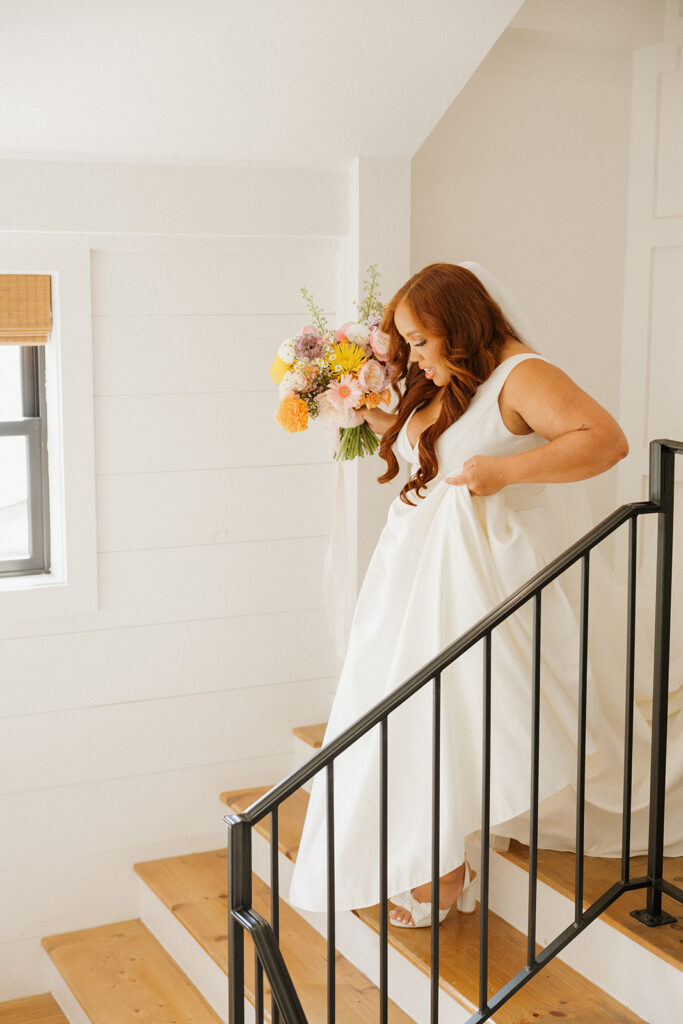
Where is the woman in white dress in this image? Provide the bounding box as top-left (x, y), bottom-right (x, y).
top-left (287, 262), bottom-right (675, 928)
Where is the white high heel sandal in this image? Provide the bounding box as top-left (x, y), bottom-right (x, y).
top-left (389, 862), bottom-right (477, 928)
top-left (456, 861), bottom-right (477, 914)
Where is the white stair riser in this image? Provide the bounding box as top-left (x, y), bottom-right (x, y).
top-left (45, 961), bottom-right (91, 1024)
top-left (249, 821), bottom-right (474, 1024)
top-left (489, 850), bottom-right (678, 1024)
top-left (138, 878), bottom-right (255, 1024)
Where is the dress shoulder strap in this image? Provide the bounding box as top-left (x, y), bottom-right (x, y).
top-left (488, 352), bottom-right (548, 396)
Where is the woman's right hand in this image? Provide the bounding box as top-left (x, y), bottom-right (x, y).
top-left (360, 406), bottom-right (398, 436)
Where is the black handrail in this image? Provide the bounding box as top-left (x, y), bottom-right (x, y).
top-left (226, 439), bottom-right (683, 1024)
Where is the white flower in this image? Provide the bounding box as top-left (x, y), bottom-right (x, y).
top-left (345, 323), bottom-right (371, 345)
top-left (277, 338), bottom-right (297, 364)
top-left (279, 367), bottom-right (307, 399)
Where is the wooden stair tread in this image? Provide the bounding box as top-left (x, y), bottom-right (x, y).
top-left (41, 919), bottom-right (221, 1024)
top-left (501, 840), bottom-right (683, 971)
top-left (356, 903), bottom-right (644, 1024)
top-left (223, 787), bottom-right (648, 1023)
top-left (292, 723), bottom-right (326, 748)
top-left (0, 995), bottom-right (68, 1024)
top-left (224, 787), bottom-right (682, 974)
top-left (135, 849), bottom-right (414, 1023)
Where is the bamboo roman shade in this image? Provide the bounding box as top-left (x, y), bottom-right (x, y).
top-left (0, 274), bottom-right (52, 345)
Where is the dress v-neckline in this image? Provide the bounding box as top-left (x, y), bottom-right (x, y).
top-left (405, 407), bottom-right (423, 451)
top-left (406, 398), bottom-right (447, 450)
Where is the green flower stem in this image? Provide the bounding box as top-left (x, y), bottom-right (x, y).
top-left (335, 422), bottom-right (380, 461)
top-left (300, 286), bottom-right (329, 335)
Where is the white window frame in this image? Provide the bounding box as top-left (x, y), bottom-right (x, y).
top-left (0, 238), bottom-right (98, 632)
top-left (0, 344), bottom-right (51, 576)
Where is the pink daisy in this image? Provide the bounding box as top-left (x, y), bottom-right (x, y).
top-left (326, 373), bottom-right (364, 413)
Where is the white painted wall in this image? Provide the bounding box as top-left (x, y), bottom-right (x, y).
top-left (410, 11), bottom-right (641, 520)
top-left (346, 158), bottom-right (413, 589)
top-left (0, 160), bottom-right (347, 997)
top-left (617, 5), bottom-right (683, 502)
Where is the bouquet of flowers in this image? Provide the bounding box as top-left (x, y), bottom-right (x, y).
top-left (269, 266), bottom-right (393, 460)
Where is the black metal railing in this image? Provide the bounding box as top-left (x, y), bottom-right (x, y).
top-left (226, 438), bottom-right (683, 1024)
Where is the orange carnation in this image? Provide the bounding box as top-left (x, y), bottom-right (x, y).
top-left (380, 388), bottom-right (392, 406)
top-left (364, 392), bottom-right (383, 409)
top-left (276, 395), bottom-right (309, 433)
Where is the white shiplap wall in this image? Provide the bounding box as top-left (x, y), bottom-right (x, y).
top-left (0, 163), bottom-right (348, 997)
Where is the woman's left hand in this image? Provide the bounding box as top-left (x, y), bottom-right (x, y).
top-left (446, 455), bottom-right (508, 495)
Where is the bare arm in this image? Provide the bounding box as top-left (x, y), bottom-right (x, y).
top-left (447, 360), bottom-right (629, 494)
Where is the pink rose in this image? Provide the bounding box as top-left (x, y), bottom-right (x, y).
top-left (369, 327), bottom-right (391, 360)
top-left (358, 358), bottom-right (387, 393)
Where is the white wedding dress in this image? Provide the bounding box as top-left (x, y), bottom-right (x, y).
top-left (288, 354), bottom-right (683, 914)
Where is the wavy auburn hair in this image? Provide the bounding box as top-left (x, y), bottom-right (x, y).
top-left (378, 263), bottom-right (523, 504)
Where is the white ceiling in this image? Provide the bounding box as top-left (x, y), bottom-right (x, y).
top-left (0, 0), bottom-right (525, 165)
top-left (510, 0), bottom-right (664, 51)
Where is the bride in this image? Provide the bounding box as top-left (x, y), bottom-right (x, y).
top-left (288, 262), bottom-right (681, 928)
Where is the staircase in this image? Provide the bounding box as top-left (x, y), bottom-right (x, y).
top-left (5, 723), bottom-right (679, 1024)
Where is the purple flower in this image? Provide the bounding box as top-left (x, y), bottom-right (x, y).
top-left (294, 331), bottom-right (326, 360)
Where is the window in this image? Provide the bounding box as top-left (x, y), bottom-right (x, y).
top-left (0, 344), bottom-right (51, 576)
top-left (0, 243), bottom-right (98, 631)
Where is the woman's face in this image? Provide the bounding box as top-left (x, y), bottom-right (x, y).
top-left (394, 301), bottom-right (450, 387)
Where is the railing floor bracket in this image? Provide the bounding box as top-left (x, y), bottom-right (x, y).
top-left (630, 907), bottom-right (677, 928)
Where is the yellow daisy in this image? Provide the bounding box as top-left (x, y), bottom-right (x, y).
top-left (329, 341), bottom-right (367, 374)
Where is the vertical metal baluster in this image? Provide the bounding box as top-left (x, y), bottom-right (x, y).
top-left (254, 950), bottom-right (264, 1024)
top-left (327, 762), bottom-right (336, 1024)
top-left (431, 674), bottom-right (442, 1024)
top-left (575, 553), bottom-right (590, 923)
top-left (527, 593), bottom-right (542, 967)
top-left (621, 518), bottom-right (638, 884)
top-left (380, 718), bottom-right (388, 1024)
top-left (479, 633), bottom-right (492, 1014)
top-left (271, 808), bottom-right (280, 1024)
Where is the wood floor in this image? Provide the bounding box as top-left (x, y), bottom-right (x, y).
top-left (0, 995), bottom-right (68, 1024)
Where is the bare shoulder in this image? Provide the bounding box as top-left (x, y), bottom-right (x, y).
top-left (496, 345), bottom-right (564, 434)
top-left (501, 356), bottom-right (578, 402)
top-left (500, 355), bottom-right (626, 446)
top-left (505, 356), bottom-right (569, 387)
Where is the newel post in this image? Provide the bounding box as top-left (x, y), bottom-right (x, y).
top-left (631, 440), bottom-right (678, 927)
top-left (226, 813), bottom-right (253, 1022)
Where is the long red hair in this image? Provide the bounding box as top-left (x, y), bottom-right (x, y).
top-left (378, 264), bottom-right (523, 503)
